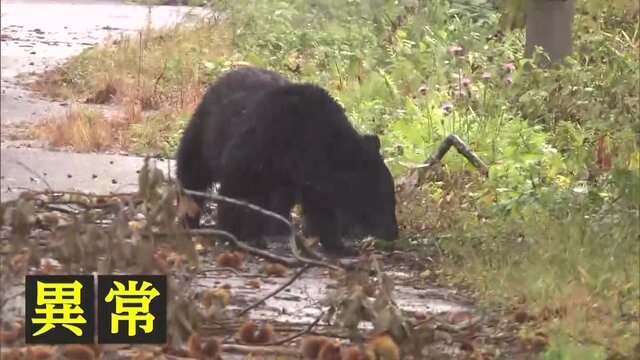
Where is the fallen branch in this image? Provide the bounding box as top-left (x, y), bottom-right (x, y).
top-left (187, 228), bottom-right (348, 274)
top-left (265, 311), bottom-right (325, 346)
top-left (237, 265), bottom-right (313, 317)
top-left (201, 320), bottom-right (351, 340)
top-left (184, 189), bottom-right (293, 234)
top-left (418, 134), bottom-right (489, 175)
top-left (183, 189), bottom-right (343, 272)
top-left (5, 185), bottom-right (343, 271)
top-left (185, 228), bottom-right (302, 268)
top-left (403, 134), bottom-right (489, 190)
top-left (289, 233), bottom-right (343, 271)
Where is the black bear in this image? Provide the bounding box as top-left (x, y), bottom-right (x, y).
top-left (175, 66), bottom-right (352, 234)
top-left (176, 66), bottom-right (398, 256)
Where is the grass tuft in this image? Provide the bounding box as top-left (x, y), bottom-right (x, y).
top-left (31, 105), bottom-right (122, 152)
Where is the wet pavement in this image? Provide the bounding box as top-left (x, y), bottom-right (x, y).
top-left (0, 243), bottom-right (477, 359)
top-left (0, 147), bottom-right (148, 196)
top-left (0, 0), bottom-right (205, 202)
top-left (198, 257), bottom-right (472, 327)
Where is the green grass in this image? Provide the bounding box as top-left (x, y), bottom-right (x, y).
top-left (28, 0), bottom-right (640, 356)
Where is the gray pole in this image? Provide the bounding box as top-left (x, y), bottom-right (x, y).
top-left (525, 0), bottom-right (576, 67)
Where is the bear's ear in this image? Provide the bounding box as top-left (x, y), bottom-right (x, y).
top-left (362, 135), bottom-right (381, 152)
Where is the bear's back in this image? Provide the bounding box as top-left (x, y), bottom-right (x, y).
top-left (229, 81), bottom-right (379, 174)
top-left (195, 66), bottom-right (292, 174)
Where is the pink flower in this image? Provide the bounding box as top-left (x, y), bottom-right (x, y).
top-left (447, 44), bottom-right (465, 57)
top-left (502, 62), bottom-right (516, 72)
top-left (453, 88), bottom-right (469, 99)
top-left (481, 71), bottom-right (492, 81)
top-left (440, 101), bottom-right (454, 114)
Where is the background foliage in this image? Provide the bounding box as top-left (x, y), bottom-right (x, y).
top-left (207, 0), bottom-right (640, 356)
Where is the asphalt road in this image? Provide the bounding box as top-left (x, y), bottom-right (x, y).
top-left (0, 0), bottom-right (205, 201)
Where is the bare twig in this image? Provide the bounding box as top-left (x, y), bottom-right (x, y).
top-left (405, 134), bottom-right (489, 190)
top-left (183, 189), bottom-right (343, 271)
top-left (417, 134), bottom-right (488, 175)
top-left (289, 234), bottom-right (351, 271)
top-left (197, 268), bottom-right (268, 278)
top-left (44, 199), bottom-right (123, 211)
top-left (265, 311), bottom-right (325, 346)
top-left (237, 265), bottom-right (313, 317)
top-left (186, 228), bottom-right (302, 268)
top-left (153, 61), bottom-right (168, 95)
top-left (184, 189), bottom-right (292, 233)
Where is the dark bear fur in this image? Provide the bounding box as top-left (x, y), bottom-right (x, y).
top-left (176, 66), bottom-right (363, 237)
top-left (176, 66), bottom-right (289, 224)
top-left (176, 66), bottom-right (398, 255)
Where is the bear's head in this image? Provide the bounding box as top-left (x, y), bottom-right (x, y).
top-left (338, 134), bottom-right (399, 242)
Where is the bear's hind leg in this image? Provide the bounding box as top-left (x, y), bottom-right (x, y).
top-left (216, 185), bottom-right (272, 249)
top-left (176, 130), bottom-right (214, 229)
top-left (263, 186), bottom-right (296, 237)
